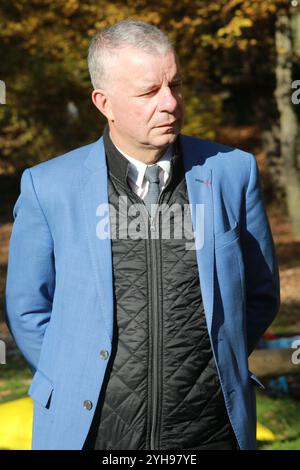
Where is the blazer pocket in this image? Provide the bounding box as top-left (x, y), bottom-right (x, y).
top-left (248, 371), bottom-right (265, 390)
top-left (28, 370), bottom-right (54, 409)
top-left (215, 221), bottom-right (240, 250)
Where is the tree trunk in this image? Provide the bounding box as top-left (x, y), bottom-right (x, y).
top-left (290, 6), bottom-right (300, 173)
top-left (261, 121), bottom-right (286, 207)
top-left (275, 13), bottom-right (300, 236)
top-left (249, 348), bottom-right (300, 379)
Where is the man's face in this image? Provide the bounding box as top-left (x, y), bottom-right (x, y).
top-left (104, 47), bottom-right (184, 154)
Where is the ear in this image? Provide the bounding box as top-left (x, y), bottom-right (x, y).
top-left (91, 89), bottom-right (115, 121)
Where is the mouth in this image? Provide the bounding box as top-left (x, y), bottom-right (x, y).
top-left (155, 121), bottom-right (177, 128)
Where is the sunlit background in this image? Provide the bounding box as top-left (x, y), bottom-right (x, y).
top-left (1, 0), bottom-right (300, 450)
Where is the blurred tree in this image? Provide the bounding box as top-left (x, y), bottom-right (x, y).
top-left (275, 2), bottom-right (300, 235)
top-left (1, 0), bottom-right (299, 233)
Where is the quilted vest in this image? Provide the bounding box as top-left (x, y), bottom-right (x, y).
top-left (84, 129), bottom-right (236, 450)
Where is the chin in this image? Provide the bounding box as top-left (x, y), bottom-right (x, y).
top-left (154, 132), bottom-right (178, 147)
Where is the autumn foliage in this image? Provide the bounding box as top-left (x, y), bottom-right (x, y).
top-left (0, 0), bottom-right (292, 173)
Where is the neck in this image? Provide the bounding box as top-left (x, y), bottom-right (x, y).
top-left (108, 127), bottom-right (168, 165)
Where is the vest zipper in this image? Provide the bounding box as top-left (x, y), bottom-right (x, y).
top-left (149, 214), bottom-right (159, 450)
top-left (148, 190), bottom-right (168, 450)
top-left (130, 192), bottom-right (164, 450)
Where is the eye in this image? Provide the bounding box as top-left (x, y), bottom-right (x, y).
top-left (143, 89), bottom-right (158, 97)
top-left (171, 81), bottom-right (182, 89)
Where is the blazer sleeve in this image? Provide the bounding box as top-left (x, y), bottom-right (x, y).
top-left (5, 168), bottom-right (55, 373)
top-left (241, 153), bottom-right (280, 355)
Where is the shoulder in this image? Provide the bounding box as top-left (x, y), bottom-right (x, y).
top-left (179, 133), bottom-right (253, 164)
top-left (24, 138), bottom-right (102, 194)
top-left (179, 133), bottom-right (255, 188)
top-left (18, 138), bottom-right (103, 211)
top-left (29, 140), bottom-right (96, 177)
top-left (180, 133), bottom-right (254, 179)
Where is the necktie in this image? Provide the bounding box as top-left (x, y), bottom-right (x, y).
top-left (143, 164), bottom-right (161, 216)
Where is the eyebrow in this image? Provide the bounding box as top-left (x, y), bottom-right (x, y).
top-left (137, 76), bottom-right (183, 93)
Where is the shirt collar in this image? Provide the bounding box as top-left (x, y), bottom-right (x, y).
top-left (115, 144), bottom-right (172, 190)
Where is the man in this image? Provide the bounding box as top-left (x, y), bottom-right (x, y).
top-left (5, 19), bottom-right (280, 450)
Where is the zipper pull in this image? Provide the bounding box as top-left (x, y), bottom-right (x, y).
top-left (150, 220), bottom-right (156, 232)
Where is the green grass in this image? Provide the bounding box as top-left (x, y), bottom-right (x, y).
top-left (270, 306), bottom-right (300, 337)
top-left (257, 390), bottom-right (300, 450)
top-left (1, 354), bottom-right (300, 449)
top-left (0, 354), bottom-right (32, 404)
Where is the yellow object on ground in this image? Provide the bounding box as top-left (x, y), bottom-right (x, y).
top-left (257, 421), bottom-right (279, 441)
top-left (0, 397), bottom-right (33, 450)
top-left (0, 396), bottom-right (279, 449)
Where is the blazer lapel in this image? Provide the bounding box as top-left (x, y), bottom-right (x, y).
top-left (79, 137), bottom-right (114, 343)
top-left (181, 136), bottom-right (215, 333)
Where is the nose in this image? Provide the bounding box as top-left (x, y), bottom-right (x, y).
top-left (157, 86), bottom-right (179, 114)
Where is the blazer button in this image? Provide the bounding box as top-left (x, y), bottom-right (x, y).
top-left (83, 400), bottom-right (93, 411)
top-left (100, 350), bottom-right (109, 360)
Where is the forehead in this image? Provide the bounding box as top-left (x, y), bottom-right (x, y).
top-left (111, 47), bottom-right (180, 88)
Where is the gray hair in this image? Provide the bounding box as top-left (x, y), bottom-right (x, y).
top-left (88, 19), bottom-right (174, 89)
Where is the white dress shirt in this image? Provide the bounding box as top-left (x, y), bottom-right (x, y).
top-left (115, 144), bottom-right (172, 200)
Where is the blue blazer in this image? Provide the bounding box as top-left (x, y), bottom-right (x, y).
top-left (5, 134), bottom-right (280, 450)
